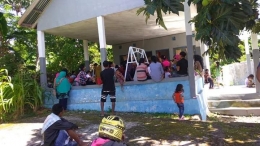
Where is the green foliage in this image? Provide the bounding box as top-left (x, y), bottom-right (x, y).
top-left (0, 69), bottom-right (43, 122)
top-left (2, 0), bottom-right (33, 15)
top-left (0, 69), bottom-right (13, 121)
top-left (0, 2), bottom-right (114, 75)
top-left (0, 12), bottom-right (7, 37)
top-left (0, 11), bottom-right (8, 56)
top-left (0, 53), bottom-right (22, 76)
top-left (137, 0), bottom-right (184, 30)
top-left (190, 0), bottom-right (259, 62)
top-left (140, 0), bottom-right (259, 62)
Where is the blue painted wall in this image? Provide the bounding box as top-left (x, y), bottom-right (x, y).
top-left (45, 77), bottom-right (202, 115)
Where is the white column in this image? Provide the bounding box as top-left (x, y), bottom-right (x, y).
top-left (251, 33), bottom-right (260, 94)
top-left (244, 33), bottom-right (252, 74)
top-left (97, 16), bottom-right (107, 70)
top-left (83, 40), bottom-right (90, 71)
top-left (200, 42), bottom-right (210, 74)
top-left (37, 31), bottom-right (47, 87)
top-left (184, 0), bottom-right (196, 98)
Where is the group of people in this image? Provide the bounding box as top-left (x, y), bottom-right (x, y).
top-left (45, 60), bottom-right (128, 146)
top-left (43, 67), bottom-right (186, 146)
top-left (51, 51), bottom-right (205, 112)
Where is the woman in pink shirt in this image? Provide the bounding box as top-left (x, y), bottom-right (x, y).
top-left (161, 55), bottom-right (171, 69)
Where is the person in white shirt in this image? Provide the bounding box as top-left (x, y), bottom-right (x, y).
top-left (164, 67), bottom-right (172, 79)
top-left (245, 74), bottom-right (254, 88)
top-left (86, 70), bottom-right (95, 85)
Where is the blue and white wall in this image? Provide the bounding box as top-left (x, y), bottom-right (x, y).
top-left (45, 77), bottom-right (201, 115)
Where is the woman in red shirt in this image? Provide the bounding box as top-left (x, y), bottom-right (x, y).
top-left (172, 84), bottom-right (185, 120)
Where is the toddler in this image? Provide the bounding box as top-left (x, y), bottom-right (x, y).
top-left (164, 67), bottom-right (172, 79)
top-left (172, 84), bottom-right (185, 120)
top-left (245, 74), bottom-right (255, 88)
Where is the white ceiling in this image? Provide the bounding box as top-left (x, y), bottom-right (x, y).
top-left (45, 5), bottom-right (197, 45)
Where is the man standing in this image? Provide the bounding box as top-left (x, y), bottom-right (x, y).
top-left (41, 104), bottom-right (87, 146)
top-left (176, 51), bottom-right (188, 76)
top-left (100, 60), bottom-right (116, 116)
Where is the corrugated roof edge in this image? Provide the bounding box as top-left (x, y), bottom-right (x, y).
top-left (18, 0), bottom-right (51, 29)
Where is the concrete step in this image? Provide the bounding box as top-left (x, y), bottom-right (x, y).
top-left (207, 93), bottom-right (260, 100)
top-left (209, 107), bottom-right (260, 116)
top-left (208, 99), bottom-right (260, 108)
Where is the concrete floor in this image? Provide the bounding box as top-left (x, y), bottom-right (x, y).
top-left (205, 85), bottom-right (258, 100)
top-left (205, 85), bottom-right (260, 116)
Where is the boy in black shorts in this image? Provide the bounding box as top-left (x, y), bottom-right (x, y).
top-left (100, 61), bottom-right (116, 116)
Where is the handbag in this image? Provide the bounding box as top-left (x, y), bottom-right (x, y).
top-left (53, 78), bottom-right (65, 97)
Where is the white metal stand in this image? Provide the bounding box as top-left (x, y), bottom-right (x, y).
top-left (124, 46), bottom-right (149, 81)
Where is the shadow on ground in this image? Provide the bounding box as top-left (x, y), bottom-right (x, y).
top-left (1, 110), bottom-right (260, 146)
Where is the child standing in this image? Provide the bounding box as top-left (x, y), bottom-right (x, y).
top-left (172, 84), bottom-right (185, 120)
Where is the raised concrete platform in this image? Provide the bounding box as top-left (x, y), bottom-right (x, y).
top-left (205, 85), bottom-right (260, 116)
top-left (45, 77), bottom-right (205, 116)
top-left (206, 85), bottom-right (257, 100)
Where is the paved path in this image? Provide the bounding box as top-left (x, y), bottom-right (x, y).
top-left (0, 123), bottom-right (42, 146)
top-left (206, 85), bottom-right (257, 100)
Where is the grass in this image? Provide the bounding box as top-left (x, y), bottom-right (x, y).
top-left (3, 109), bottom-right (260, 146)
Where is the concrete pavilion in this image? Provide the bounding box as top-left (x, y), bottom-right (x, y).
top-left (19, 0), bottom-right (210, 118)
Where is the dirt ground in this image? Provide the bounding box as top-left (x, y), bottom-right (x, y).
top-left (1, 109), bottom-right (260, 146)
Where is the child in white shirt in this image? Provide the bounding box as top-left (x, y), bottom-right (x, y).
top-left (164, 67), bottom-right (172, 79)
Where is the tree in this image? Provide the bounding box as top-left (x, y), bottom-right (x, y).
top-left (137, 0), bottom-right (184, 30)
top-left (138, 0), bottom-right (259, 62)
top-left (1, 0), bottom-right (33, 15)
top-left (0, 12), bottom-right (8, 56)
top-left (0, 1), bottom-right (114, 76)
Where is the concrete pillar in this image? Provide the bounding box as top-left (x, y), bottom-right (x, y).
top-left (251, 33), bottom-right (260, 94)
top-left (184, 0), bottom-right (196, 98)
top-left (37, 31), bottom-right (47, 87)
top-left (169, 48), bottom-right (174, 60)
top-left (244, 33), bottom-right (252, 74)
top-left (83, 40), bottom-right (90, 71)
top-left (152, 50), bottom-right (156, 56)
top-left (200, 42), bottom-right (210, 74)
top-left (97, 16), bottom-right (107, 70)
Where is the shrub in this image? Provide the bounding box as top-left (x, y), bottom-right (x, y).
top-left (0, 69), bottom-right (43, 122)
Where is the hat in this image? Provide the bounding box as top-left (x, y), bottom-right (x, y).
top-left (98, 116), bottom-right (125, 142)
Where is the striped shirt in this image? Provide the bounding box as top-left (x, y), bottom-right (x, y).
top-left (136, 63), bottom-right (148, 81)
